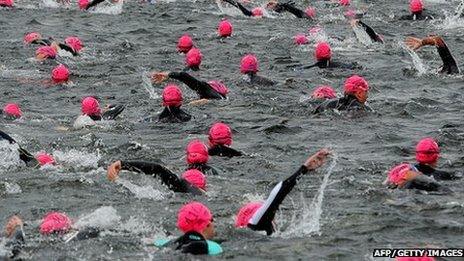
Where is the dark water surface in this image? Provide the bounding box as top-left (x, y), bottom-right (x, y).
top-left (1, 0), bottom-right (463, 260)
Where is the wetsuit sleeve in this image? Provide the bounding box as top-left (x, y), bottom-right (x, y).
top-left (313, 98), bottom-right (340, 114)
top-left (121, 161), bottom-right (189, 193)
top-left (0, 130), bottom-right (38, 166)
top-left (58, 43), bottom-right (78, 56)
top-left (357, 21), bottom-right (381, 43)
top-left (434, 38), bottom-right (460, 74)
top-left (0, 130), bottom-right (16, 144)
top-left (278, 2), bottom-right (306, 18)
top-left (235, 1), bottom-right (253, 16)
top-left (431, 170), bottom-right (460, 180)
top-left (168, 72), bottom-right (223, 99)
top-left (102, 105), bottom-right (125, 120)
top-left (85, 0), bottom-right (105, 9)
top-left (403, 175), bottom-right (441, 191)
top-left (248, 166), bottom-right (309, 235)
top-left (158, 107), bottom-right (192, 123)
top-left (208, 145), bottom-right (243, 157)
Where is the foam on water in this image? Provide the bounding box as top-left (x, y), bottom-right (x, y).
top-left (399, 41), bottom-right (428, 76)
top-left (73, 115), bottom-right (97, 129)
top-left (141, 70), bottom-right (160, 100)
top-left (116, 178), bottom-right (166, 200)
top-left (90, 0), bottom-right (124, 15)
top-left (352, 24), bottom-right (374, 46)
top-left (74, 206), bottom-right (121, 229)
top-left (215, 0), bottom-right (246, 17)
top-left (0, 141), bottom-right (23, 170)
top-left (52, 149), bottom-right (101, 169)
top-left (4, 182), bottom-right (22, 194)
top-left (437, 0), bottom-right (464, 29)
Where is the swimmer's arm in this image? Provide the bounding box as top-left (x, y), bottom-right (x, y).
top-left (58, 43), bottom-right (78, 56)
top-left (234, 1), bottom-right (253, 16)
top-left (403, 175), bottom-right (441, 191)
top-left (432, 169), bottom-right (461, 180)
top-left (168, 72), bottom-right (204, 92)
top-left (85, 0), bottom-right (105, 9)
top-left (313, 98), bottom-right (339, 114)
top-left (0, 130), bottom-right (16, 144)
top-left (279, 2), bottom-right (305, 18)
top-left (357, 21), bottom-right (382, 43)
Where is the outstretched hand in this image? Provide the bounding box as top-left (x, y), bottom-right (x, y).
top-left (151, 72), bottom-right (169, 84)
top-left (5, 215), bottom-right (23, 238)
top-left (304, 148), bottom-right (331, 171)
top-left (405, 37), bottom-right (423, 51)
top-left (107, 160), bottom-right (122, 181)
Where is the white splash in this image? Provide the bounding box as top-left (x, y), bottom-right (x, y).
top-left (277, 155), bottom-right (337, 238)
top-left (73, 115), bottom-right (97, 129)
top-left (438, 0), bottom-right (464, 29)
top-left (352, 25), bottom-right (374, 46)
top-left (53, 149), bottom-right (101, 169)
top-left (74, 206), bottom-right (121, 229)
top-left (40, 0), bottom-right (70, 8)
top-left (215, 0), bottom-right (244, 17)
top-left (141, 70), bottom-right (160, 100)
top-left (308, 26), bottom-right (329, 44)
top-left (116, 178), bottom-right (165, 200)
top-left (0, 141), bottom-right (23, 170)
top-left (4, 182), bottom-right (22, 194)
top-left (91, 0), bottom-right (124, 15)
top-left (399, 41), bottom-right (428, 76)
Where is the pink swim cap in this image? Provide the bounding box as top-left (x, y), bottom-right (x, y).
top-left (305, 7), bottom-right (316, 18)
top-left (315, 42), bottom-right (332, 62)
top-left (240, 54), bottom-right (259, 74)
top-left (207, 80), bottom-right (229, 97)
top-left (185, 48), bottom-right (202, 69)
top-left (177, 34), bottom-right (193, 53)
top-left (78, 0), bottom-right (89, 10)
top-left (208, 122), bottom-right (233, 146)
top-left (36, 152), bottom-right (55, 166)
top-left (344, 9), bottom-right (356, 18)
top-left (218, 19), bottom-right (233, 38)
top-left (24, 32), bottom-right (41, 44)
top-left (387, 163), bottom-right (412, 186)
top-left (36, 46), bottom-right (57, 59)
top-left (81, 97), bottom-right (101, 117)
top-left (162, 84), bottom-right (183, 107)
top-left (252, 7), bottom-right (263, 17)
top-left (312, 86), bottom-right (337, 99)
top-left (186, 140), bottom-right (209, 165)
top-left (410, 0), bottom-right (423, 13)
top-left (339, 0), bottom-right (350, 6)
top-left (40, 212), bottom-right (72, 235)
top-left (177, 202), bottom-right (212, 233)
top-left (416, 138), bottom-right (440, 165)
top-left (344, 75), bottom-right (369, 95)
top-left (294, 34), bottom-right (309, 45)
top-left (51, 64), bottom-right (70, 83)
top-left (181, 169), bottom-right (206, 190)
top-left (396, 257), bottom-right (435, 261)
top-left (65, 36), bottom-right (83, 53)
top-left (3, 103), bottom-right (22, 119)
top-left (235, 202), bottom-right (262, 227)
top-left (0, 0), bottom-right (13, 7)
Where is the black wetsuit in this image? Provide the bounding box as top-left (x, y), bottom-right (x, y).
top-left (30, 38), bottom-right (52, 46)
top-left (414, 163), bottom-right (461, 180)
top-left (401, 175), bottom-right (442, 191)
top-left (273, 1), bottom-right (312, 19)
top-left (168, 72), bottom-right (226, 100)
top-left (208, 145), bottom-right (242, 157)
top-left (399, 11), bottom-right (434, 20)
top-left (313, 95), bottom-right (370, 114)
top-left (161, 231), bottom-right (210, 255)
top-left (248, 166), bottom-right (311, 235)
top-left (0, 130), bottom-right (38, 167)
top-left (158, 106), bottom-right (191, 123)
top-left (88, 104), bottom-right (125, 121)
top-left (357, 21), bottom-right (383, 43)
top-left (245, 73), bottom-right (276, 86)
top-left (120, 161), bottom-right (203, 195)
top-left (85, 0), bottom-right (105, 10)
top-left (434, 39), bottom-right (460, 74)
top-left (187, 163), bottom-right (218, 176)
top-left (305, 59), bottom-right (360, 70)
top-left (29, 39), bottom-right (79, 56)
top-left (222, 0), bottom-right (253, 16)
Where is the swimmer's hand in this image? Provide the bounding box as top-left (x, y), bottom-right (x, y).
top-left (405, 37), bottom-right (423, 51)
top-left (151, 72), bottom-right (169, 84)
top-left (188, 99), bottom-right (209, 106)
top-left (5, 215), bottom-right (23, 238)
top-left (349, 19), bottom-right (359, 27)
top-left (107, 160), bottom-right (122, 181)
top-left (397, 170), bottom-right (421, 188)
top-left (304, 148), bottom-right (331, 171)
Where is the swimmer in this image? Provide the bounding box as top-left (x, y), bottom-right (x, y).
top-left (413, 138), bottom-right (461, 180)
top-left (177, 34), bottom-right (194, 54)
top-left (314, 75), bottom-right (371, 113)
top-left (208, 122), bottom-right (243, 157)
top-left (185, 48), bottom-right (202, 71)
top-left (80, 96), bottom-right (125, 121)
top-left (107, 160), bottom-right (206, 195)
top-left (240, 54), bottom-right (276, 86)
top-left (0, 0), bottom-right (13, 8)
top-left (405, 35), bottom-right (459, 74)
top-left (186, 140), bottom-right (219, 175)
top-left (311, 86), bottom-right (337, 100)
top-left (235, 148), bottom-right (330, 235)
top-left (349, 19), bottom-right (384, 44)
top-left (154, 202), bottom-right (222, 255)
top-left (2, 103), bottom-right (22, 120)
top-left (221, 0), bottom-right (264, 17)
top-left (304, 42), bottom-right (359, 69)
top-left (384, 163), bottom-right (443, 192)
top-left (151, 71), bottom-right (228, 100)
top-left (398, 0), bottom-right (434, 20)
top-left (158, 84), bottom-right (192, 123)
top-left (266, 1), bottom-right (315, 19)
top-left (26, 33), bottom-right (83, 57)
top-left (218, 19), bottom-right (233, 38)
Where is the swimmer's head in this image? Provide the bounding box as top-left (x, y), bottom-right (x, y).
top-left (387, 163), bottom-right (418, 187)
top-left (51, 64), bottom-right (70, 83)
top-left (40, 212), bottom-right (72, 235)
top-left (3, 103), bottom-right (22, 119)
top-left (24, 32), bottom-right (42, 44)
top-left (339, 0), bottom-right (350, 6)
top-left (343, 75), bottom-right (369, 103)
top-left (162, 84), bottom-right (183, 107)
top-left (305, 7), bottom-right (316, 19)
top-left (36, 46), bottom-right (57, 60)
top-left (207, 81), bottom-right (229, 97)
top-left (218, 19), bottom-right (233, 38)
top-left (252, 7), bottom-right (264, 17)
top-left (235, 202), bottom-right (263, 227)
top-left (36, 152), bottom-right (55, 166)
top-left (65, 36), bottom-right (83, 53)
top-left (81, 97), bottom-right (101, 118)
top-left (181, 169), bottom-right (207, 191)
top-left (315, 42), bottom-right (332, 62)
top-left (410, 0), bottom-right (423, 14)
top-left (416, 138), bottom-right (440, 166)
top-left (78, 0), bottom-right (89, 10)
top-left (208, 122), bottom-right (233, 147)
top-left (177, 34), bottom-right (193, 54)
top-left (312, 86), bottom-right (337, 100)
top-left (240, 54), bottom-right (259, 74)
top-left (185, 48), bottom-right (202, 69)
top-left (294, 34), bottom-right (309, 45)
top-left (186, 140), bottom-right (209, 165)
top-left (177, 202), bottom-right (214, 238)
top-left (0, 0), bottom-right (13, 7)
